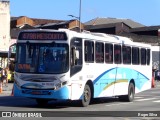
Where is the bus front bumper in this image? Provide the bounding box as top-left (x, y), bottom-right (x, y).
top-left (13, 83), bottom-right (70, 100)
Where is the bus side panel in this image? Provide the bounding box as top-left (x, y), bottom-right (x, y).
top-left (114, 67), bottom-right (151, 96)
top-left (70, 82), bottom-right (85, 100)
top-left (93, 68), bottom-right (116, 97)
top-left (93, 67), bottom-right (128, 97)
top-left (91, 67), bottom-right (151, 97)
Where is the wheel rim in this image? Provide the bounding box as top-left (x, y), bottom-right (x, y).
top-left (129, 87), bottom-right (134, 99)
top-left (84, 88), bottom-right (90, 102)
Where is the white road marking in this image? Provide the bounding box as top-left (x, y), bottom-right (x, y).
top-left (136, 95), bottom-right (160, 98)
top-left (151, 91), bottom-right (160, 93)
top-left (134, 97), bottom-right (144, 99)
top-left (105, 102), bottom-right (133, 107)
top-left (134, 98), bottom-right (157, 102)
top-left (153, 100), bottom-right (160, 103)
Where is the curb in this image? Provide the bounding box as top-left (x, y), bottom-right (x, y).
top-left (0, 83), bottom-right (13, 96)
top-left (0, 91), bottom-right (11, 96)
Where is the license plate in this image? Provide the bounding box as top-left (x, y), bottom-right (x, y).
top-left (31, 91), bottom-right (41, 95)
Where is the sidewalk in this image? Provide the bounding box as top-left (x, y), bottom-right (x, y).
top-left (155, 80), bottom-right (160, 87)
top-left (0, 83), bottom-right (13, 96)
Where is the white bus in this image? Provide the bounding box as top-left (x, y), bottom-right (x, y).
top-left (13, 29), bottom-right (152, 107)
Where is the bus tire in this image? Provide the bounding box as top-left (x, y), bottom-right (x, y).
top-left (119, 82), bottom-right (135, 102)
top-left (78, 84), bottom-right (91, 107)
top-left (36, 99), bottom-right (48, 106)
top-left (127, 82), bottom-right (135, 102)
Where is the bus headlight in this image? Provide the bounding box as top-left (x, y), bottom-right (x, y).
top-left (54, 81), bottom-right (67, 90)
top-left (54, 83), bottom-right (61, 90)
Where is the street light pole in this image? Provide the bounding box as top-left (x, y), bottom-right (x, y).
top-left (68, 0), bottom-right (82, 32)
top-left (79, 0), bottom-right (81, 32)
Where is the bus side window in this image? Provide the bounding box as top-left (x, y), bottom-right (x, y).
top-left (114, 44), bottom-right (121, 64)
top-left (105, 43), bottom-right (113, 63)
top-left (84, 40), bottom-right (94, 62)
top-left (122, 46), bottom-right (131, 64)
top-left (95, 42), bottom-right (104, 63)
top-left (132, 47), bottom-right (139, 65)
top-left (141, 48), bottom-right (146, 65)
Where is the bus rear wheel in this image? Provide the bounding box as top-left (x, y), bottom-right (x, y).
top-left (78, 84), bottom-right (91, 107)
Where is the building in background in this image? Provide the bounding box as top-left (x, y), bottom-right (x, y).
top-left (84, 17), bottom-right (160, 71)
top-left (0, 0), bottom-right (10, 68)
top-left (0, 0), bottom-right (10, 51)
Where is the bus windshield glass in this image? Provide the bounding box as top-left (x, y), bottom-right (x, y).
top-left (15, 43), bottom-right (69, 74)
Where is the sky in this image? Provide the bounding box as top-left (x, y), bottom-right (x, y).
top-left (10, 0), bottom-right (160, 26)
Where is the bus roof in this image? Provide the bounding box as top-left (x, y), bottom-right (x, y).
top-left (59, 29), bottom-right (151, 48)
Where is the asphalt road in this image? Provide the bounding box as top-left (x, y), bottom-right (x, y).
top-left (0, 84), bottom-right (160, 120)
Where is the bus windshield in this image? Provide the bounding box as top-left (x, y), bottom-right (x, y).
top-left (15, 43), bottom-right (69, 74)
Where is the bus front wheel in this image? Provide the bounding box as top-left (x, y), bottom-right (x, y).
top-left (78, 84), bottom-right (91, 107)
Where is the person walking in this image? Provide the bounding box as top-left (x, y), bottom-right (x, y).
top-left (5, 67), bottom-right (9, 86)
top-left (1, 67), bottom-right (8, 86)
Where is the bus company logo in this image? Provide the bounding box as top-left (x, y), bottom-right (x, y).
top-left (2, 112), bottom-right (43, 118)
top-left (2, 112), bottom-right (11, 117)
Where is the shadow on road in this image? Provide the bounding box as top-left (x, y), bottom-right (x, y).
top-left (0, 96), bottom-right (122, 109)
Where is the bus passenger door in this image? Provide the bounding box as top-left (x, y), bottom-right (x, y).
top-left (70, 38), bottom-right (83, 77)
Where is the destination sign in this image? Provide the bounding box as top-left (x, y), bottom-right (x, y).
top-left (18, 32), bottom-right (67, 40)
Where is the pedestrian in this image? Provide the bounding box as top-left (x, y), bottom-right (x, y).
top-left (1, 67), bottom-right (8, 86)
top-left (5, 67), bottom-right (9, 86)
top-left (0, 67), bottom-right (3, 86)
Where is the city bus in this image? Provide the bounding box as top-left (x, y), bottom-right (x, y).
top-left (13, 29), bottom-right (152, 107)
